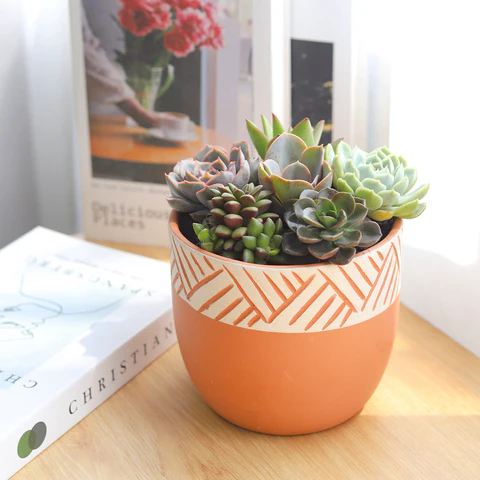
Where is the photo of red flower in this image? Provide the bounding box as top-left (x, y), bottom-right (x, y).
top-left (164, 26), bottom-right (196, 58)
top-left (175, 7), bottom-right (209, 47)
top-left (113, 0), bottom-right (224, 114)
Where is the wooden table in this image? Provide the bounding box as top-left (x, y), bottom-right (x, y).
top-left (89, 115), bottom-right (232, 165)
top-left (12, 242), bottom-right (480, 480)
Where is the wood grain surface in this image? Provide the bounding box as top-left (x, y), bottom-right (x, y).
top-left (12, 243), bottom-right (480, 480)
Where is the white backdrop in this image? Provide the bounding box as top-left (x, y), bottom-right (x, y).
top-left (0, 3), bottom-right (39, 247)
top-left (389, 0), bottom-right (480, 357)
top-left (0, 1), bottom-right (80, 248)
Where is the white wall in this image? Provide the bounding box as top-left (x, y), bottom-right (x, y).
top-left (0, 1), bottom-right (79, 248)
top-left (389, 0), bottom-right (480, 356)
top-left (23, 0), bottom-right (80, 235)
top-left (0, 3), bottom-right (39, 246)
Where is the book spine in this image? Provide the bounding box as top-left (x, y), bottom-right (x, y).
top-left (2, 310), bottom-right (177, 479)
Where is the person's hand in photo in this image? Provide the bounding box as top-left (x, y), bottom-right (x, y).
top-left (116, 98), bottom-right (160, 128)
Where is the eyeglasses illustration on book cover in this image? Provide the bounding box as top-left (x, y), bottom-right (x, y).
top-left (0, 257), bottom-right (153, 388)
top-left (0, 275), bottom-right (122, 344)
top-left (82, 0), bottom-right (253, 184)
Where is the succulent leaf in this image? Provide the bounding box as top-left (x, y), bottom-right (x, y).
top-left (291, 118), bottom-right (315, 146)
top-left (246, 120), bottom-right (269, 159)
top-left (272, 114), bottom-right (285, 137)
top-left (247, 114), bottom-right (325, 159)
top-left (261, 115), bottom-right (273, 138)
top-left (312, 120), bottom-right (325, 146)
top-left (307, 241), bottom-right (339, 260)
top-left (282, 232), bottom-right (310, 256)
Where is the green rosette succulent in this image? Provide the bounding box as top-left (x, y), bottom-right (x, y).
top-left (325, 141), bottom-right (429, 221)
top-left (165, 142), bottom-right (253, 219)
top-left (257, 133), bottom-right (332, 204)
top-left (283, 188), bottom-right (382, 265)
top-left (192, 183), bottom-right (283, 264)
top-left (246, 114), bottom-right (325, 159)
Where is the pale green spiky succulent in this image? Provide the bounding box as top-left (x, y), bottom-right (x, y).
top-left (283, 188), bottom-right (382, 265)
top-left (256, 132), bottom-right (332, 204)
top-left (246, 114), bottom-right (325, 159)
top-left (165, 142), bottom-right (253, 220)
top-left (325, 141), bottom-right (429, 221)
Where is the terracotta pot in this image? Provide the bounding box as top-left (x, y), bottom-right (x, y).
top-left (169, 211), bottom-right (402, 435)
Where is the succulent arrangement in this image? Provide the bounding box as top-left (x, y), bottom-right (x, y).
top-left (166, 115), bottom-right (429, 265)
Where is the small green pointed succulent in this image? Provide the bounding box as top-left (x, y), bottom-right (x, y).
top-left (325, 141), bottom-right (429, 221)
top-left (283, 188), bottom-right (382, 265)
top-left (165, 142), bottom-right (253, 219)
top-left (192, 183), bottom-right (283, 264)
top-left (257, 133), bottom-right (332, 204)
top-left (246, 114), bottom-right (325, 159)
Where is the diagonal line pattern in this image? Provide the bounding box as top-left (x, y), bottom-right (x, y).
top-left (186, 269), bottom-right (223, 300)
top-left (369, 256), bottom-right (380, 272)
top-left (389, 269), bottom-right (400, 305)
top-left (373, 255), bottom-right (395, 310)
top-left (191, 253), bottom-right (205, 276)
top-left (292, 272), bottom-right (304, 285)
top-left (204, 256), bottom-right (215, 271)
top-left (172, 240), bottom-right (191, 293)
top-left (215, 297), bottom-right (243, 321)
top-left (289, 282), bottom-right (328, 325)
top-left (318, 270), bottom-right (357, 312)
top-left (338, 266), bottom-right (366, 300)
top-left (322, 302), bottom-right (346, 331)
top-left (384, 262), bottom-right (398, 305)
top-left (353, 261), bottom-right (373, 287)
top-left (263, 272), bottom-right (287, 301)
top-left (340, 308), bottom-right (353, 327)
top-left (181, 246), bottom-right (198, 283)
top-left (281, 273), bottom-right (296, 293)
top-left (199, 285), bottom-right (233, 313)
top-left (243, 268), bottom-right (275, 312)
top-left (223, 266), bottom-right (266, 322)
top-left (304, 294), bottom-right (337, 331)
top-left (248, 313), bottom-right (261, 327)
top-left (267, 274), bottom-right (315, 324)
top-left (233, 306), bottom-right (254, 325)
top-left (362, 245), bottom-right (394, 311)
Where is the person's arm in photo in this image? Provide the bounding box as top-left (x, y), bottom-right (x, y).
top-left (81, 8), bottom-right (160, 128)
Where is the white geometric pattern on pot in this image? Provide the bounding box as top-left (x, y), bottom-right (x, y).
top-left (169, 228), bottom-right (401, 333)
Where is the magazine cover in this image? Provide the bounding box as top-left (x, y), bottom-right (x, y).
top-left (0, 227), bottom-right (176, 479)
top-left (72, 0), bottom-right (278, 247)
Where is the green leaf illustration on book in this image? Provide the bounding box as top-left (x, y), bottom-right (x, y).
top-left (17, 422), bottom-right (47, 459)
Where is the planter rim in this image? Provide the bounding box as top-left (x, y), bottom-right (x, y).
top-left (169, 211), bottom-right (402, 270)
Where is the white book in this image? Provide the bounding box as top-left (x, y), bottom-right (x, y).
top-left (0, 227), bottom-right (176, 479)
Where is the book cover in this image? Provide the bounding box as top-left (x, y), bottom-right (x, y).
top-left (0, 227), bottom-right (176, 479)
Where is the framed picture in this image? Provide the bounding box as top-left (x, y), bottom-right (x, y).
top-left (290, 0), bottom-right (353, 146)
top-left (69, 0), bottom-right (290, 246)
